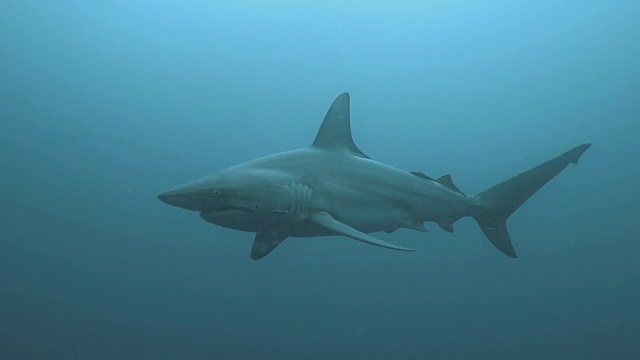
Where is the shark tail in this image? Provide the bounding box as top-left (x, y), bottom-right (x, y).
top-left (471, 144), bottom-right (591, 257)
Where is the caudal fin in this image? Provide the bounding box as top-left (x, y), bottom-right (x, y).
top-left (472, 143), bottom-right (591, 258)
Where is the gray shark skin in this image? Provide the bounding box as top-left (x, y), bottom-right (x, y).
top-left (158, 93), bottom-right (590, 260)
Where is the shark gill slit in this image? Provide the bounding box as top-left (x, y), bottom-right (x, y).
top-left (286, 183), bottom-right (312, 216)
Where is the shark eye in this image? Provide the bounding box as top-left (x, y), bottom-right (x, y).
top-left (212, 189), bottom-right (222, 197)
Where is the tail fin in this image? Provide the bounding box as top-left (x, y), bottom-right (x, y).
top-left (472, 143), bottom-right (591, 257)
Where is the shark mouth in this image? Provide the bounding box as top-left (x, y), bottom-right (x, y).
top-left (208, 206), bottom-right (249, 213)
top-left (202, 203), bottom-right (256, 216)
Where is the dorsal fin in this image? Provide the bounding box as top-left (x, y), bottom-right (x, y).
top-left (437, 174), bottom-right (464, 195)
top-left (311, 93), bottom-right (369, 158)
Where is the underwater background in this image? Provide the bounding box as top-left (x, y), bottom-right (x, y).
top-left (1, 1), bottom-right (639, 359)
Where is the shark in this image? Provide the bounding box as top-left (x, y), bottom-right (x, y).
top-left (158, 93), bottom-right (590, 260)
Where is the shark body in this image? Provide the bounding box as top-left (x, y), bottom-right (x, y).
top-left (159, 93), bottom-right (590, 260)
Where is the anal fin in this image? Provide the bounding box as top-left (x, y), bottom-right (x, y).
top-left (407, 221), bottom-right (428, 233)
top-left (437, 222), bottom-right (455, 233)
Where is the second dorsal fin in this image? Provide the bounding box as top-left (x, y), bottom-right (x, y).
top-left (437, 174), bottom-right (464, 195)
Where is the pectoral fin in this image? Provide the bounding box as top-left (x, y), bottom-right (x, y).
top-left (310, 212), bottom-right (414, 252)
top-left (251, 232), bottom-right (287, 260)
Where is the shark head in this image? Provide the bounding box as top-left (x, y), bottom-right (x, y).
top-left (158, 167), bottom-right (294, 232)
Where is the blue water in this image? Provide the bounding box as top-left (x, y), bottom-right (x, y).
top-left (1, 1), bottom-right (639, 359)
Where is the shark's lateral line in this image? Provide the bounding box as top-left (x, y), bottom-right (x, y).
top-left (158, 93), bottom-right (590, 260)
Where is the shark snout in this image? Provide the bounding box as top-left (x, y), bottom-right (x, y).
top-left (158, 188), bottom-right (208, 212)
top-left (158, 191), bottom-right (189, 209)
